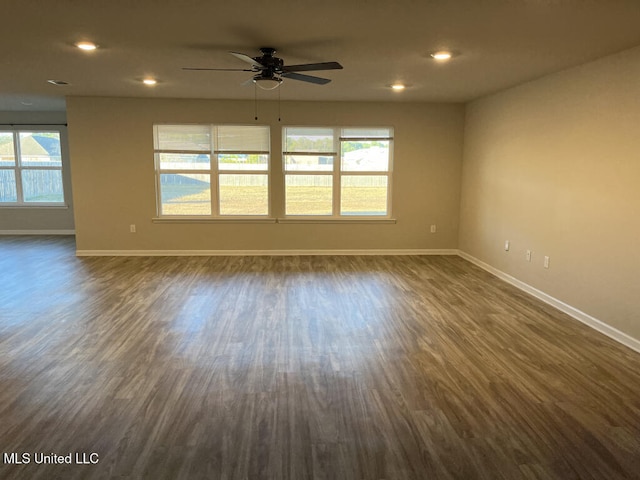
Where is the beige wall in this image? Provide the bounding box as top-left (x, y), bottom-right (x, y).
top-left (66, 97), bottom-right (464, 252)
top-left (460, 46), bottom-right (640, 340)
top-left (0, 110), bottom-right (75, 232)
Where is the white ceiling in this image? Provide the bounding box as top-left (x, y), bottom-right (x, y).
top-left (2, 0), bottom-right (640, 111)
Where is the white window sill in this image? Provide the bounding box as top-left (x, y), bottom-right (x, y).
top-left (0, 204), bottom-right (69, 209)
top-left (277, 217), bottom-right (396, 224)
top-left (151, 216), bottom-right (396, 225)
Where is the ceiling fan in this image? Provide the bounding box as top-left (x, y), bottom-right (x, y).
top-left (183, 47), bottom-right (343, 90)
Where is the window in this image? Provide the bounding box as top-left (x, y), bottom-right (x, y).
top-left (154, 124), bottom-right (270, 217)
top-left (0, 130), bottom-right (65, 204)
top-left (283, 127), bottom-right (393, 217)
top-left (153, 125), bottom-right (393, 222)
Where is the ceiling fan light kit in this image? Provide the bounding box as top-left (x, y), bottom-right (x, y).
top-left (254, 76), bottom-right (283, 90)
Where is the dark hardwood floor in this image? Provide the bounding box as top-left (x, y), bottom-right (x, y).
top-left (1, 236), bottom-right (639, 479)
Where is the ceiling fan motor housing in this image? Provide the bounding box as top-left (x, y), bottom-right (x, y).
top-left (254, 50), bottom-right (284, 74)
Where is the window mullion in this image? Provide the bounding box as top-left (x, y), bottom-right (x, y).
top-left (333, 128), bottom-right (341, 217)
top-left (155, 166), bottom-right (162, 217)
top-left (210, 125), bottom-right (219, 217)
top-left (14, 131), bottom-right (25, 204)
top-left (384, 172), bottom-right (394, 220)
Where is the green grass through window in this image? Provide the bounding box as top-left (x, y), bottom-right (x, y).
top-left (161, 186), bottom-right (388, 216)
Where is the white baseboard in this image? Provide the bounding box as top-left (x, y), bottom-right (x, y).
top-left (0, 229), bottom-right (75, 235)
top-left (76, 248), bottom-right (459, 257)
top-left (458, 251), bottom-right (640, 354)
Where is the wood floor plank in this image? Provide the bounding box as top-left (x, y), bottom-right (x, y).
top-left (1, 236), bottom-right (639, 479)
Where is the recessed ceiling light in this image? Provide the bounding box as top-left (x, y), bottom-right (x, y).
top-left (47, 80), bottom-right (70, 86)
top-left (431, 51), bottom-right (453, 61)
top-left (391, 84), bottom-right (406, 91)
top-left (143, 78), bottom-right (158, 86)
top-left (75, 41), bottom-right (98, 51)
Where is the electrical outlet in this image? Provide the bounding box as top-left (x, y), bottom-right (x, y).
top-left (504, 240), bottom-right (510, 251)
top-left (129, 224), bottom-right (136, 233)
top-left (526, 249), bottom-right (532, 262)
top-left (430, 224), bottom-right (437, 233)
top-left (544, 256), bottom-right (550, 269)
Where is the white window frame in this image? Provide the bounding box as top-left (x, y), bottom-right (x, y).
top-left (0, 128), bottom-right (67, 207)
top-left (153, 124), bottom-right (272, 220)
top-left (282, 126), bottom-right (394, 220)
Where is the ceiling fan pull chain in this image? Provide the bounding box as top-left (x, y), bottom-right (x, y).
top-left (278, 86), bottom-right (281, 122)
top-left (254, 83), bottom-right (258, 121)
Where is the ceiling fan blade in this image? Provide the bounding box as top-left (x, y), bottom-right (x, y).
top-left (282, 72), bottom-right (331, 85)
top-left (283, 61), bottom-right (343, 72)
top-left (230, 51), bottom-right (264, 68)
top-left (182, 67), bottom-right (253, 71)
